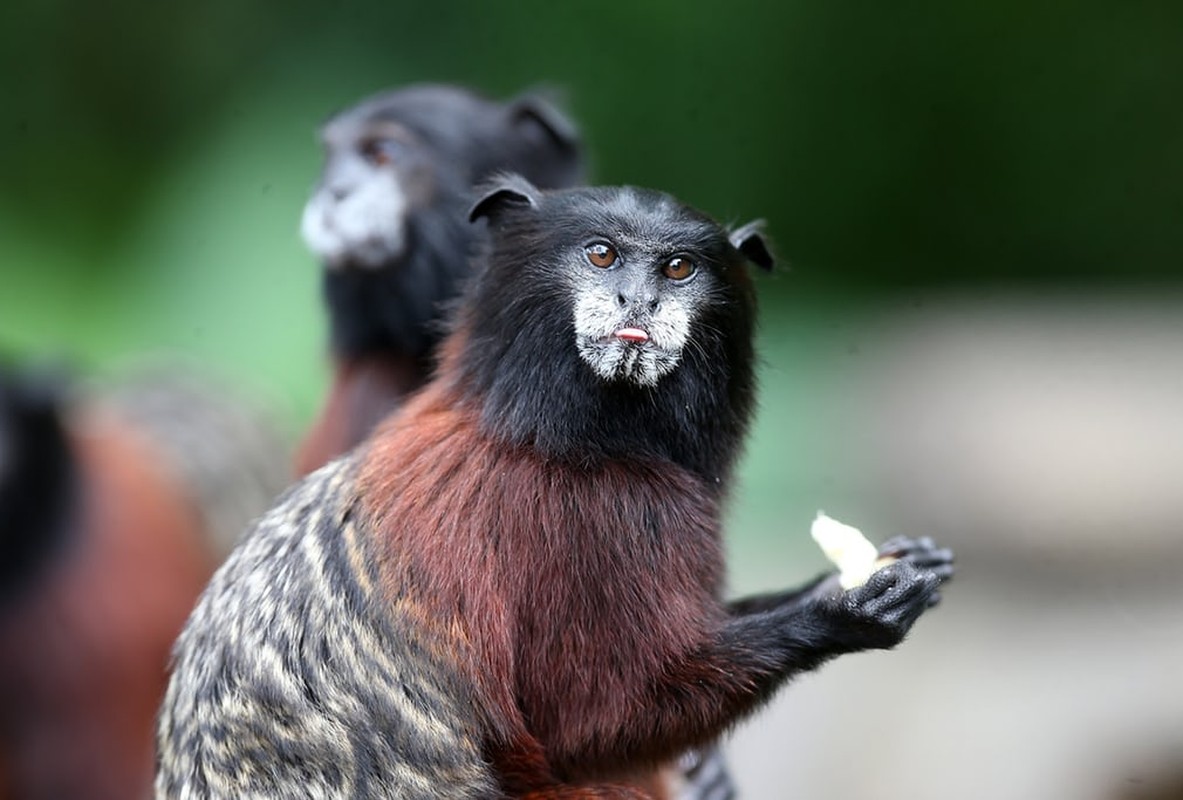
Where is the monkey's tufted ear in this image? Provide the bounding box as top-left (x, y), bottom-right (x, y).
top-left (729, 221), bottom-right (775, 272)
top-left (469, 174), bottom-right (540, 223)
top-left (507, 92), bottom-right (581, 154)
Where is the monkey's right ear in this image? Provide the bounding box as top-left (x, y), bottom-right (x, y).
top-left (507, 91), bottom-right (581, 154)
top-left (729, 221), bottom-right (775, 272)
top-left (469, 174), bottom-right (540, 223)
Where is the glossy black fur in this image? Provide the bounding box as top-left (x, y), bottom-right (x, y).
top-left (0, 366), bottom-right (76, 602)
top-left (321, 85), bottom-right (584, 363)
top-left (458, 182), bottom-right (759, 484)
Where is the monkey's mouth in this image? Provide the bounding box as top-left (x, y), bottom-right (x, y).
top-left (577, 329), bottom-right (682, 387)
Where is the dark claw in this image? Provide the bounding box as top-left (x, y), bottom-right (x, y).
top-left (884, 534), bottom-right (935, 552)
top-left (927, 563), bottom-right (955, 583)
top-left (878, 536), bottom-right (955, 586)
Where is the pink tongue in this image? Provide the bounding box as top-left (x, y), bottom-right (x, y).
top-left (614, 327), bottom-right (649, 343)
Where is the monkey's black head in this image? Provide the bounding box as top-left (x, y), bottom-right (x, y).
top-left (301, 84), bottom-right (584, 361)
top-left (0, 362), bottom-right (77, 603)
top-left (460, 175), bottom-right (774, 481)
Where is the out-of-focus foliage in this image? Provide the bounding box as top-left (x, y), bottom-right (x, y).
top-left (3, 0), bottom-right (1181, 276)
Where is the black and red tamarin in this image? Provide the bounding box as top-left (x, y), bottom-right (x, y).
top-left (0, 365), bottom-right (286, 800)
top-left (157, 176), bottom-right (954, 799)
top-left (293, 85), bottom-right (734, 799)
top-left (294, 84), bottom-right (584, 476)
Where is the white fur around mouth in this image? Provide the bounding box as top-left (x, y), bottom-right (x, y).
top-left (572, 292), bottom-right (691, 386)
top-left (300, 176), bottom-right (408, 268)
top-left (576, 335), bottom-right (681, 387)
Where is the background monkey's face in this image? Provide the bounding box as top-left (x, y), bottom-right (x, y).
top-left (300, 119), bottom-right (428, 269)
top-left (299, 85), bottom-right (583, 274)
top-left (299, 86), bottom-right (583, 360)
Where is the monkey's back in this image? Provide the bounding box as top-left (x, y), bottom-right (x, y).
top-left (155, 456), bottom-right (495, 800)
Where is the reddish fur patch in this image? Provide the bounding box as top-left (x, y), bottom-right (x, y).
top-left (358, 381), bottom-right (725, 790)
top-left (295, 353), bottom-right (426, 476)
top-left (0, 414), bottom-right (216, 800)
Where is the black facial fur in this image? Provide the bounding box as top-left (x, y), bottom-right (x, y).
top-left (302, 84), bottom-right (584, 362)
top-left (0, 366), bottom-right (77, 603)
top-left (459, 176), bottom-right (772, 485)
top-left (320, 201), bottom-right (470, 362)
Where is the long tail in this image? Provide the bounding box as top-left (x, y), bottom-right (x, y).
top-left (0, 363), bottom-right (77, 600)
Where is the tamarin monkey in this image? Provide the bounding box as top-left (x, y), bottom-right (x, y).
top-left (0, 363), bottom-right (287, 800)
top-left (157, 176), bottom-right (955, 799)
top-left (294, 84), bottom-right (584, 476)
top-left (295, 85), bottom-right (733, 800)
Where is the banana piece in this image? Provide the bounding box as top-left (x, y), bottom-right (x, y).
top-left (810, 511), bottom-right (896, 590)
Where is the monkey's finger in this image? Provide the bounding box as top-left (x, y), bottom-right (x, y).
top-left (925, 562), bottom-right (956, 584)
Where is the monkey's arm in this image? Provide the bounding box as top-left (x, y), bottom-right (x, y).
top-left (589, 557), bottom-right (949, 768)
top-left (725, 572), bottom-right (833, 616)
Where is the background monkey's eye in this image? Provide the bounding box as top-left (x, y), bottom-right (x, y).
top-left (585, 242), bottom-right (618, 268)
top-left (360, 138), bottom-right (404, 166)
top-left (662, 256), bottom-right (697, 281)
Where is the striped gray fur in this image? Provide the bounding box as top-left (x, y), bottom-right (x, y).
top-left (155, 455), bottom-right (496, 800)
top-left (675, 747), bottom-right (737, 800)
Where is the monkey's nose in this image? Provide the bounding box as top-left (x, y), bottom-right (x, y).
top-left (615, 292), bottom-right (660, 312)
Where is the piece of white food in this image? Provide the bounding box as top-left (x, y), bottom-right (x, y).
top-left (810, 511), bottom-right (896, 590)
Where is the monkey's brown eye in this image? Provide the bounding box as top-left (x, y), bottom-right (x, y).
top-left (585, 242), bottom-right (618, 268)
top-left (663, 256), bottom-right (697, 281)
top-left (360, 138), bottom-right (405, 166)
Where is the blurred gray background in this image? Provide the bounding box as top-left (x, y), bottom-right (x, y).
top-left (2, 1), bottom-right (1181, 797)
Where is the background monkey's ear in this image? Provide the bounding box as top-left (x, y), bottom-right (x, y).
top-left (729, 220), bottom-right (775, 272)
top-left (507, 91), bottom-right (581, 154)
top-left (469, 173), bottom-right (540, 223)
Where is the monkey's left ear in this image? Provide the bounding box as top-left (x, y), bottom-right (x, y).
top-left (469, 173), bottom-right (540, 223)
top-left (730, 221), bottom-right (775, 272)
top-left (507, 92), bottom-right (581, 154)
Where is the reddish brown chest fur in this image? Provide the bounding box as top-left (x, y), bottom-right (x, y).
top-left (358, 385), bottom-right (726, 769)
